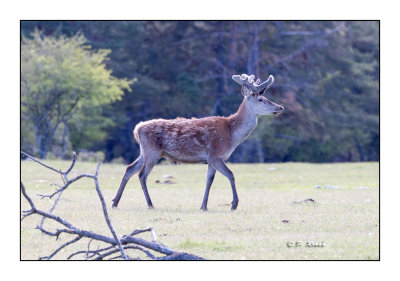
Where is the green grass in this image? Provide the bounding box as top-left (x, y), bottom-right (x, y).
top-left (21, 160), bottom-right (379, 260)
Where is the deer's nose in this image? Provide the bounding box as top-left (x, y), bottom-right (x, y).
top-left (279, 106), bottom-right (284, 111)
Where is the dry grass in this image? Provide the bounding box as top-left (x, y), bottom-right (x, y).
top-left (21, 160), bottom-right (379, 260)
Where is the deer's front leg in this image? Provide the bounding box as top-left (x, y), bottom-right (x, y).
top-left (201, 165), bottom-right (216, 211)
top-left (208, 157), bottom-right (239, 210)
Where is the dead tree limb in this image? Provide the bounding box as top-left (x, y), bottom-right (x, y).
top-left (21, 151), bottom-right (204, 260)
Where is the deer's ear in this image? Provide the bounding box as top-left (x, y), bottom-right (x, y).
top-left (241, 85), bottom-right (252, 97)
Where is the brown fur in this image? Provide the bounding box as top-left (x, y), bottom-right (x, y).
top-left (133, 100), bottom-right (255, 163)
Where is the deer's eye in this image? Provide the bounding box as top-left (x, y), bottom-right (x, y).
top-left (258, 98), bottom-right (263, 102)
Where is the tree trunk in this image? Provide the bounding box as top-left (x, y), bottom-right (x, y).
top-left (62, 121), bottom-right (70, 159)
top-left (212, 22), bottom-right (226, 116)
top-left (35, 125), bottom-right (50, 159)
top-left (356, 142), bottom-right (365, 162)
top-left (248, 22), bottom-right (265, 163)
top-left (226, 22), bottom-right (238, 97)
top-left (34, 118), bottom-right (60, 159)
top-left (247, 21), bottom-right (260, 78)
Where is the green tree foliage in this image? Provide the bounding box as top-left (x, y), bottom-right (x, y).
top-left (21, 29), bottom-right (134, 158)
top-left (21, 21), bottom-right (379, 163)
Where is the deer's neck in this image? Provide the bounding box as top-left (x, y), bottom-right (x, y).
top-left (229, 99), bottom-right (258, 147)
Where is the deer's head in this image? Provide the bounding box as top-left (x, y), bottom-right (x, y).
top-left (232, 74), bottom-right (284, 116)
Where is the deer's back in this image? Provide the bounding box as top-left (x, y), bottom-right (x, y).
top-left (134, 116), bottom-right (232, 163)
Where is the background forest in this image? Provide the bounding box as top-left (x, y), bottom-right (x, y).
top-left (21, 21), bottom-right (379, 163)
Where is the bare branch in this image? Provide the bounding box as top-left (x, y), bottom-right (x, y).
top-left (37, 173), bottom-right (95, 200)
top-left (21, 150), bottom-right (204, 260)
top-left (63, 151), bottom-right (77, 175)
top-left (94, 245), bottom-right (156, 260)
top-left (21, 151), bottom-right (62, 174)
top-left (67, 245), bottom-right (116, 260)
top-left (21, 182), bottom-right (36, 212)
top-left (39, 236), bottom-right (82, 260)
top-left (39, 188), bottom-right (63, 228)
top-left (123, 227), bottom-right (157, 241)
top-left (93, 173), bottom-right (127, 259)
top-left (36, 226), bottom-right (75, 240)
top-left (155, 252), bottom-right (205, 261)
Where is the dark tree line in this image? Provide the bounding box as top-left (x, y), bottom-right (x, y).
top-left (21, 21), bottom-right (379, 163)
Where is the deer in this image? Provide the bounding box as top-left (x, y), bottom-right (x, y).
top-left (111, 73), bottom-right (284, 211)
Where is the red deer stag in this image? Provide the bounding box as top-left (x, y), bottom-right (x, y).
top-left (112, 74), bottom-right (284, 210)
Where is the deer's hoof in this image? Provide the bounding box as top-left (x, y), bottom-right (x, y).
top-left (231, 201), bottom-right (239, 210)
top-left (200, 206), bottom-right (208, 211)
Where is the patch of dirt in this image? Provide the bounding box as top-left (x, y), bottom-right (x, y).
top-left (155, 179), bottom-right (176, 184)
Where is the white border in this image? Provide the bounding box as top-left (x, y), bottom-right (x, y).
top-left (2, 0), bottom-right (399, 280)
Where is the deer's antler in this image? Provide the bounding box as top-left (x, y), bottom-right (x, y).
top-left (232, 74), bottom-right (274, 94)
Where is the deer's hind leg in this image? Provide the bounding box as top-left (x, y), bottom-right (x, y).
top-left (200, 165), bottom-right (217, 210)
top-left (138, 149), bottom-right (162, 209)
top-left (112, 155), bottom-right (144, 208)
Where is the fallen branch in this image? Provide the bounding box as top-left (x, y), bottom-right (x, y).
top-left (21, 151), bottom-right (204, 260)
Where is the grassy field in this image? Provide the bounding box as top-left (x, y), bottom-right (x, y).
top-left (21, 159), bottom-right (379, 260)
